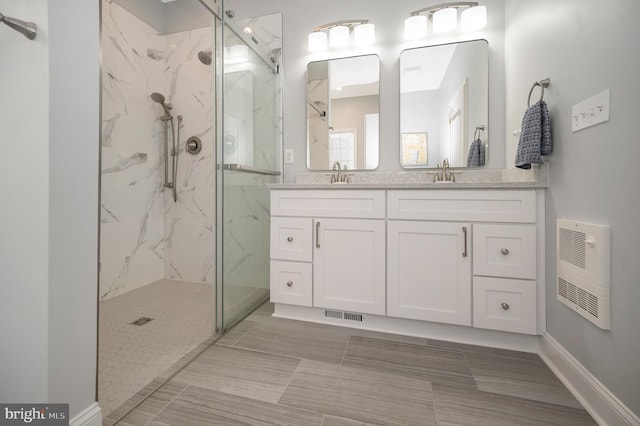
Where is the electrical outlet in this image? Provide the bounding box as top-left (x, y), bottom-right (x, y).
top-left (572, 89), bottom-right (610, 132)
top-left (284, 148), bottom-right (294, 164)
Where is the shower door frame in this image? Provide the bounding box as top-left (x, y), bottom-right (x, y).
top-left (217, 1), bottom-right (282, 332)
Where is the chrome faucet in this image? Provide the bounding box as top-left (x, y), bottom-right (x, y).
top-left (330, 161), bottom-right (351, 183)
top-left (433, 158), bottom-right (456, 182)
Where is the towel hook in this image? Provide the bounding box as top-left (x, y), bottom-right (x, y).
top-left (527, 78), bottom-right (550, 107)
top-left (473, 125), bottom-right (485, 140)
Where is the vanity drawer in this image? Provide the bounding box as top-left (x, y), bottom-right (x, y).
top-left (473, 277), bottom-right (537, 334)
top-left (388, 190), bottom-right (536, 223)
top-left (270, 261), bottom-right (312, 307)
top-left (473, 224), bottom-right (536, 279)
top-left (270, 217), bottom-right (312, 262)
top-left (271, 190), bottom-right (385, 219)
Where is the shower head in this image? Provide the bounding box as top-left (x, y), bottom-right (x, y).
top-left (0, 13), bottom-right (37, 40)
top-left (151, 92), bottom-right (172, 116)
top-left (151, 92), bottom-right (166, 104)
top-left (198, 50), bottom-right (212, 66)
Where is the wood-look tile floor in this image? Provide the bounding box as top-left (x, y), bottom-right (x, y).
top-left (116, 303), bottom-right (597, 425)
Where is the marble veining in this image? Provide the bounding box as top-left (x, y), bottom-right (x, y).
top-left (100, 0), bottom-right (215, 299)
top-left (101, 3), bottom-right (282, 300)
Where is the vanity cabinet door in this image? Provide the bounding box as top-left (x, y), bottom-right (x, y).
top-left (387, 221), bottom-right (472, 326)
top-left (313, 218), bottom-right (386, 315)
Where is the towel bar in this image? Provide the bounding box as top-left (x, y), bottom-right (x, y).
top-left (527, 78), bottom-right (550, 107)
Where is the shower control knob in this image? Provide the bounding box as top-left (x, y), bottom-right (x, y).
top-left (186, 136), bottom-right (202, 155)
top-left (286, 281), bottom-right (293, 287)
top-left (287, 236), bottom-right (294, 242)
top-left (501, 248), bottom-right (509, 255)
top-left (501, 302), bottom-right (510, 310)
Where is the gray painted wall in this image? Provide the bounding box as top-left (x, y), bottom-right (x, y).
top-left (506, 0), bottom-right (640, 415)
top-left (0, 0), bottom-right (50, 403)
top-left (228, 0), bottom-right (506, 182)
top-left (0, 0), bottom-right (100, 420)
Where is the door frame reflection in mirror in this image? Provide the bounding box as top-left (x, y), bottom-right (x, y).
top-left (400, 39), bottom-right (488, 169)
top-left (306, 54), bottom-right (380, 171)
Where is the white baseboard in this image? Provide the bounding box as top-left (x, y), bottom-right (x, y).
top-left (70, 402), bottom-right (102, 426)
top-left (539, 334), bottom-right (640, 426)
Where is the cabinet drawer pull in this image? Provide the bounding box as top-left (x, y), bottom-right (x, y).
top-left (501, 248), bottom-right (509, 255)
top-left (501, 302), bottom-right (510, 310)
top-left (315, 221), bottom-right (321, 248)
top-left (287, 236), bottom-right (294, 242)
top-left (462, 226), bottom-right (468, 257)
top-left (286, 281), bottom-right (293, 287)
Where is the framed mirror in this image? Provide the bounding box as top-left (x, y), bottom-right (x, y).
top-left (307, 54), bottom-right (380, 170)
top-left (400, 39), bottom-right (488, 168)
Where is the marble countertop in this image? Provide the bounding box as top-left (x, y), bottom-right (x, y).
top-left (269, 166), bottom-right (549, 190)
top-left (268, 181), bottom-right (547, 190)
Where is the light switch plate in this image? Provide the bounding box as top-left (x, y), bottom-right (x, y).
top-left (572, 89), bottom-right (610, 132)
top-left (284, 148), bottom-right (294, 164)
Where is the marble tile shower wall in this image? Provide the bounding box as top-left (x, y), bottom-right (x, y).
top-left (221, 42), bottom-right (282, 294)
top-left (100, 0), bottom-right (214, 300)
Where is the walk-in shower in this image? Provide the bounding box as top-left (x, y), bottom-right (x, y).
top-left (98, 0), bottom-right (282, 421)
top-left (151, 91), bottom-right (181, 203)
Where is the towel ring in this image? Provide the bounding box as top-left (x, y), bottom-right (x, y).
top-left (527, 78), bottom-right (551, 107)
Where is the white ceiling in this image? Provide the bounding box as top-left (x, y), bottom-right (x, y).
top-left (400, 44), bottom-right (457, 93)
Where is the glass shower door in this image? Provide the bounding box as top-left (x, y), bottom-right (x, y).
top-left (217, 4), bottom-right (282, 331)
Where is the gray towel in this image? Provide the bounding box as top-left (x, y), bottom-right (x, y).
top-left (515, 100), bottom-right (552, 169)
top-left (467, 138), bottom-right (485, 167)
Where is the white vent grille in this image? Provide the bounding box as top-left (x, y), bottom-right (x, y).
top-left (556, 219), bottom-right (610, 330)
top-left (558, 278), bottom-right (599, 318)
top-left (559, 228), bottom-right (586, 269)
top-left (324, 310), bottom-right (364, 322)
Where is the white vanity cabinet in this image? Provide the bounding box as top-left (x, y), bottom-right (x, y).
top-left (314, 218), bottom-right (386, 315)
top-left (387, 189), bottom-right (540, 334)
top-left (387, 221), bottom-right (471, 325)
top-left (270, 187), bottom-right (544, 337)
top-left (270, 217), bottom-right (313, 306)
top-left (472, 223), bottom-right (538, 334)
top-left (270, 190), bottom-right (386, 315)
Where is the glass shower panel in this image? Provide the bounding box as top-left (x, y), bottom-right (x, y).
top-left (218, 5), bottom-right (282, 331)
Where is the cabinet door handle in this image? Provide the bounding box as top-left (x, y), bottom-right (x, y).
top-left (501, 248), bottom-right (509, 255)
top-left (287, 236), bottom-right (294, 242)
top-left (462, 226), bottom-right (468, 257)
top-left (286, 281), bottom-right (293, 287)
top-left (501, 302), bottom-right (510, 310)
top-left (315, 221), bottom-right (321, 248)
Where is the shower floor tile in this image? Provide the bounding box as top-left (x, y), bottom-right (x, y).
top-left (98, 279), bottom-right (214, 418)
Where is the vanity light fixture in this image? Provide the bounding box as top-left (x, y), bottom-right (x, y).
top-left (404, 2), bottom-right (486, 40)
top-left (308, 19), bottom-right (374, 52)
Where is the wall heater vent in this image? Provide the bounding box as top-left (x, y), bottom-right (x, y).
top-left (556, 219), bottom-right (610, 329)
top-left (324, 310), bottom-right (364, 322)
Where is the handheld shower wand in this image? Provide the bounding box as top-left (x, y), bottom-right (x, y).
top-left (0, 13), bottom-right (37, 40)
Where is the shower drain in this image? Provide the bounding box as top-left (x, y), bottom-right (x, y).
top-left (130, 317), bottom-right (154, 326)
